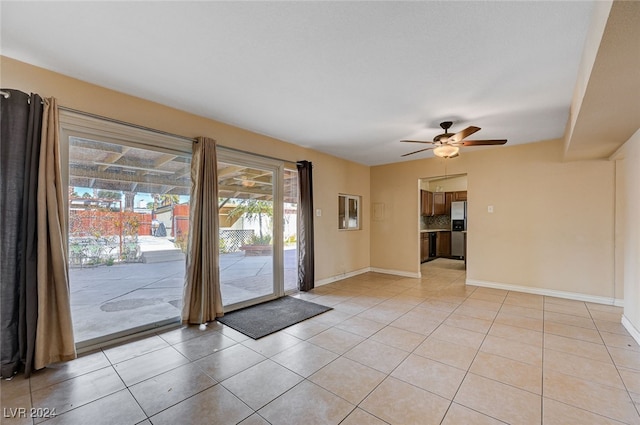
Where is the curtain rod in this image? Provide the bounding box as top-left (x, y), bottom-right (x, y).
top-left (3, 90), bottom-right (301, 164)
top-left (58, 106), bottom-right (198, 143)
top-left (1, 89), bottom-right (44, 104)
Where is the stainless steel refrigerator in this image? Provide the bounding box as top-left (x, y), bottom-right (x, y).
top-left (451, 201), bottom-right (466, 258)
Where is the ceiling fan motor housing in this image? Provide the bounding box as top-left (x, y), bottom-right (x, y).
top-left (440, 121), bottom-right (454, 131)
top-left (434, 133), bottom-right (453, 144)
top-left (434, 121), bottom-right (454, 144)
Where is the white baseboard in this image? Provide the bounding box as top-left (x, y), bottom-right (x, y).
top-left (622, 316), bottom-right (640, 346)
top-left (315, 267), bottom-right (371, 286)
top-left (315, 267), bottom-right (420, 286)
top-left (370, 267), bottom-right (421, 279)
top-left (466, 279), bottom-right (623, 307)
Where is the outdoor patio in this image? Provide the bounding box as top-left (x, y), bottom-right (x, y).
top-left (69, 241), bottom-right (297, 343)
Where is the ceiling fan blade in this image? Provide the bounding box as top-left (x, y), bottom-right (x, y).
top-left (400, 139), bottom-right (434, 144)
top-left (401, 147), bottom-right (434, 157)
top-left (447, 126), bottom-right (481, 143)
top-left (460, 139), bottom-right (508, 146)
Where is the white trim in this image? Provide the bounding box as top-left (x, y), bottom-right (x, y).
top-left (315, 267), bottom-right (420, 287)
top-left (622, 316), bottom-right (640, 346)
top-left (59, 110), bottom-right (192, 154)
top-left (315, 268), bottom-right (371, 286)
top-left (76, 320), bottom-right (181, 354)
top-left (466, 279), bottom-right (623, 306)
top-left (371, 267), bottom-right (421, 279)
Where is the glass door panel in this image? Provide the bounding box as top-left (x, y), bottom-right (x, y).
top-left (67, 136), bottom-right (191, 345)
top-left (218, 158), bottom-right (279, 308)
top-left (283, 168), bottom-right (298, 293)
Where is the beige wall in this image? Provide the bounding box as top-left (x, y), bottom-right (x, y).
top-left (1, 56), bottom-right (370, 283)
top-left (424, 175), bottom-right (467, 192)
top-left (1, 55), bottom-right (623, 302)
top-left (372, 140), bottom-right (619, 301)
top-left (617, 129), bottom-right (640, 335)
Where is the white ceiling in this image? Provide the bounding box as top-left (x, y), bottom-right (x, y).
top-left (1, 1), bottom-right (596, 165)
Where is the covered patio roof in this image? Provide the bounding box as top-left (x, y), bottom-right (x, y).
top-left (69, 136), bottom-right (298, 203)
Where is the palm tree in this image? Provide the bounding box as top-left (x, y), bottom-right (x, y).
top-left (227, 199), bottom-right (273, 244)
top-left (151, 193), bottom-right (180, 210)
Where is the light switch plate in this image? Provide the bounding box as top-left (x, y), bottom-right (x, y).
top-left (488, 205), bottom-right (494, 213)
top-left (316, 209), bottom-right (322, 217)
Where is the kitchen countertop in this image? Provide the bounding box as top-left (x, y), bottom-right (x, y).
top-left (420, 228), bottom-right (451, 233)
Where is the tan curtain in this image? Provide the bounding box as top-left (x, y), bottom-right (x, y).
top-left (182, 137), bottom-right (223, 324)
top-left (35, 98), bottom-right (76, 369)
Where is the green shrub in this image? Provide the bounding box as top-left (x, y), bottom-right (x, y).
top-left (250, 234), bottom-right (271, 245)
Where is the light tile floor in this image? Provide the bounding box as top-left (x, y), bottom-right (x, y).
top-left (2, 258), bottom-right (639, 424)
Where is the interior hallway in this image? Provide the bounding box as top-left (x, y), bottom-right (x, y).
top-left (2, 258), bottom-right (638, 424)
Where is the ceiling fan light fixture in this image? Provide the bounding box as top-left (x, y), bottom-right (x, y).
top-left (433, 145), bottom-right (459, 158)
top-left (400, 121), bottom-right (506, 158)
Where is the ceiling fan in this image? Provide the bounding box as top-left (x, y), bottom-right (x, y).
top-left (401, 121), bottom-right (507, 158)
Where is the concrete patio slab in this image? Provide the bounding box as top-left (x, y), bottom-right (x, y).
top-left (70, 248), bottom-right (298, 343)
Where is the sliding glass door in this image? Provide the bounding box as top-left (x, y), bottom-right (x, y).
top-left (217, 149), bottom-right (288, 310)
top-left (61, 109), bottom-right (299, 342)
top-left (61, 111), bottom-right (193, 347)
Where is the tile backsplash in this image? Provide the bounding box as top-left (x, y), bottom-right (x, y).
top-left (422, 214), bottom-right (451, 230)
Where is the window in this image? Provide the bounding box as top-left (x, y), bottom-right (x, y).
top-left (338, 194), bottom-right (360, 230)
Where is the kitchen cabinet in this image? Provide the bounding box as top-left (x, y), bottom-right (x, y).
top-left (432, 192), bottom-right (446, 216)
top-left (444, 192), bottom-right (453, 215)
top-left (421, 190), bottom-right (433, 216)
top-left (420, 232), bottom-right (438, 262)
top-left (437, 231), bottom-right (451, 257)
top-left (453, 191), bottom-right (467, 201)
top-left (422, 190), bottom-right (460, 216)
top-left (421, 231), bottom-right (450, 262)
top-left (420, 233), bottom-right (429, 262)
top-left (421, 190), bottom-right (446, 216)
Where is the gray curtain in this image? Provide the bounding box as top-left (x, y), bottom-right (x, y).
top-left (296, 161), bottom-right (314, 291)
top-left (1, 91), bottom-right (76, 378)
top-left (182, 137), bottom-right (224, 324)
top-left (1, 89), bottom-right (43, 377)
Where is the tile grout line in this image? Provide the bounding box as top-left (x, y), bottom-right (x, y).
top-left (437, 286), bottom-right (509, 425)
top-left (105, 336), bottom-right (236, 424)
top-left (102, 345), bottom-right (150, 423)
top-left (543, 299), bottom-right (638, 424)
top-left (588, 303), bottom-right (640, 421)
top-left (313, 275), bottom-right (414, 423)
top-left (342, 268), bottom-right (464, 424)
top-left (298, 265), bottom-right (465, 423)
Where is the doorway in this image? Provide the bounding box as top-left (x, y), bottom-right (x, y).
top-left (419, 173), bottom-right (467, 274)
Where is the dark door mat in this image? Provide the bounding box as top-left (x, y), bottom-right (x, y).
top-left (216, 296), bottom-right (332, 339)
